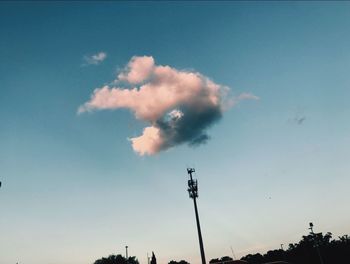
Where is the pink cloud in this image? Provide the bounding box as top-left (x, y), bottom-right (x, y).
top-left (79, 56), bottom-right (258, 155)
top-left (79, 60), bottom-right (221, 122)
top-left (130, 126), bottom-right (164, 156)
top-left (118, 56), bottom-right (155, 84)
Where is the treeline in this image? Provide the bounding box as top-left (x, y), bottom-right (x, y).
top-left (93, 232), bottom-right (350, 264)
top-left (93, 253), bottom-right (189, 264)
top-left (240, 232), bottom-right (350, 264)
top-left (93, 255), bottom-right (139, 264)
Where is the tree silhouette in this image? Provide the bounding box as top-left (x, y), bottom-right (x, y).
top-left (239, 231), bottom-right (350, 264)
top-left (209, 256), bottom-right (234, 263)
top-left (93, 254), bottom-right (139, 264)
top-left (168, 260), bottom-right (190, 264)
top-left (93, 230), bottom-right (350, 264)
top-left (240, 253), bottom-right (264, 264)
top-left (150, 252), bottom-right (157, 264)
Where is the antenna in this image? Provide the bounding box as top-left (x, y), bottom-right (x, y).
top-left (230, 246), bottom-right (236, 260)
top-left (309, 222), bottom-right (314, 234)
top-left (187, 168), bottom-right (206, 264)
top-left (308, 222), bottom-right (324, 264)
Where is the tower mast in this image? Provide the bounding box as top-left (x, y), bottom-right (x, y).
top-left (187, 168), bottom-right (206, 264)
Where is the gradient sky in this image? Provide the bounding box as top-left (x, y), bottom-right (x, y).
top-left (1, 2), bottom-right (350, 264)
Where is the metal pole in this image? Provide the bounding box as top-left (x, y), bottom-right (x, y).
top-left (309, 223), bottom-right (324, 264)
top-left (193, 195), bottom-right (206, 264)
top-left (125, 245), bottom-right (128, 260)
top-left (187, 168), bottom-right (206, 264)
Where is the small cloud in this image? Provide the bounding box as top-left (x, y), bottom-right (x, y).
top-left (288, 115), bottom-right (306, 125)
top-left (288, 109), bottom-right (306, 125)
top-left (224, 92), bottom-right (260, 109)
top-left (294, 116), bottom-right (306, 125)
top-left (236, 92), bottom-right (260, 101)
top-left (168, 109), bottom-right (184, 120)
top-left (83, 52), bottom-right (107, 66)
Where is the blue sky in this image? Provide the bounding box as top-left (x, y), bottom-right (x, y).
top-left (1, 2), bottom-right (350, 264)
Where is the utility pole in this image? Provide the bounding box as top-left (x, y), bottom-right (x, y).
top-left (187, 168), bottom-right (206, 264)
top-left (309, 222), bottom-right (324, 264)
top-left (125, 245), bottom-right (128, 260)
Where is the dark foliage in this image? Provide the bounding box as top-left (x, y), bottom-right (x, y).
top-left (240, 233), bottom-right (350, 263)
top-left (93, 231), bottom-right (350, 264)
top-left (240, 253), bottom-right (264, 264)
top-left (168, 260), bottom-right (190, 264)
top-left (210, 256), bottom-right (234, 263)
top-left (150, 252), bottom-right (157, 264)
top-left (93, 254), bottom-right (139, 264)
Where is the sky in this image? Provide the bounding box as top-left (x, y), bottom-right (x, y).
top-left (1, 2), bottom-right (350, 264)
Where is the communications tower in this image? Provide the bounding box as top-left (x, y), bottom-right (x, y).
top-left (187, 168), bottom-right (206, 264)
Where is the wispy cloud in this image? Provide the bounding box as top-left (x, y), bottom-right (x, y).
top-left (236, 92), bottom-right (260, 101)
top-left (82, 52), bottom-right (107, 66)
top-left (289, 115), bottom-right (306, 125)
top-left (288, 108), bottom-right (306, 125)
top-left (78, 55), bottom-right (258, 155)
top-left (223, 92), bottom-right (260, 110)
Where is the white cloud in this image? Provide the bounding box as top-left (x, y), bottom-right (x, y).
top-left (236, 92), bottom-right (260, 101)
top-left (83, 52), bottom-right (107, 66)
